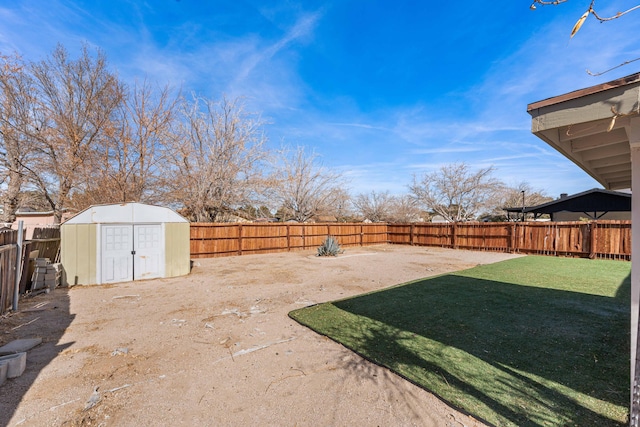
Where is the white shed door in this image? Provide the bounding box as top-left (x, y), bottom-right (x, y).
top-left (102, 225), bottom-right (134, 284)
top-left (101, 224), bottom-right (163, 284)
top-left (134, 224), bottom-right (163, 280)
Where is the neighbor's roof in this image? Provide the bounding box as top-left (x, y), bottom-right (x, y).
top-left (504, 188), bottom-right (630, 214)
top-left (528, 72), bottom-right (640, 190)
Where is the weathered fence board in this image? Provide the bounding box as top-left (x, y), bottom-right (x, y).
top-left (29, 226), bottom-right (61, 262)
top-left (592, 220), bottom-right (631, 260)
top-left (0, 229), bottom-right (20, 314)
top-left (0, 229), bottom-right (18, 246)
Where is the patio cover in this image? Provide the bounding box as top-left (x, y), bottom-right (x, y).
top-left (504, 188), bottom-right (631, 219)
top-left (527, 72), bottom-right (639, 415)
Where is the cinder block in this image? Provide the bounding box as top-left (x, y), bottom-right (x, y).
top-left (0, 352), bottom-right (27, 378)
top-left (0, 338), bottom-right (42, 355)
top-left (0, 361), bottom-right (7, 386)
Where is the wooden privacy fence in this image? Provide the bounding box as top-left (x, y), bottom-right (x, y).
top-left (20, 227), bottom-right (61, 293)
top-left (190, 220), bottom-right (631, 260)
top-left (0, 229), bottom-right (19, 315)
top-left (0, 226), bottom-right (61, 315)
top-left (28, 227), bottom-right (61, 262)
top-left (190, 222), bottom-right (388, 258)
top-left (387, 220), bottom-right (631, 260)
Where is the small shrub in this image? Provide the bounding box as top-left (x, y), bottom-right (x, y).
top-left (317, 236), bottom-right (342, 256)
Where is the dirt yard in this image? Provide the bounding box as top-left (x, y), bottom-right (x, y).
top-left (1, 245), bottom-right (522, 427)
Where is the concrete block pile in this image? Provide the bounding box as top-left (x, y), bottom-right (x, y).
top-left (31, 258), bottom-right (62, 291)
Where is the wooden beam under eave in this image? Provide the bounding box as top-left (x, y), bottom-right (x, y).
top-left (595, 162), bottom-right (632, 175)
top-left (559, 117), bottom-right (631, 142)
top-left (579, 142), bottom-right (630, 162)
top-left (600, 170), bottom-right (633, 181)
top-left (569, 127), bottom-right (629, 152)
top-left (607, 179), bottom-right (632, 190)
top-left (589, 153), bottom-right (631, 169)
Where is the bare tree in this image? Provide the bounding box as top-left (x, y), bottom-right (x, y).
top-left (410, 163), bottom-right (503, 222)
top-left (485, 182), bottom-right (553, 221)
top-left (165, 95), bottom-right (269, 222)
top-left (26, 44), bottom-right (124, 223)
top-left (388, 194), bottom-right (422, 223)
top-left (353, 191), bottom-right (422, 223)
top-left (0, 54), bottom-right (35, 222)
top-left (273, 146), bottom-right (347, 222)
top-left (353, 190), bottom-right (394, 222)
top-left (71, 80), bottom-right (178, 209)
top-left (330, 187), bottom-right (354, 222)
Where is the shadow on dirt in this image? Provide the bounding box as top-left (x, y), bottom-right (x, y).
top-left (0, 288), bottom-right (74, 426)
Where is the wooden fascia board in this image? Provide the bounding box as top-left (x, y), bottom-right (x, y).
top-left (529, 84), bottom-right (640, 133)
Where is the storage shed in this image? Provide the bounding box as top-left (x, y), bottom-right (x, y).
top-left (61, 203), bottom-right (190, 286)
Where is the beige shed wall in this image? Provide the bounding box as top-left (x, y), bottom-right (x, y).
top-left (61, 223), bottom-right (97, 286)
top-left (164, 222), bottom-right (191, 278)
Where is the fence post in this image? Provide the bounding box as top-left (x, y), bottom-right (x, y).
top-left (237, 224), bottom-right (243, 256)
top-left (510, 222), bottom-right (516, 253)
top-left (13, 221), bottom-right (23, 311)
top-left (302, 225), bottom-right (306, 249)
top-left (410, 223), bottom-right (415, 246)
top-left (360, 224), bottom-right (363, 247)
top-left (451, 222), bottom-right (457, 249)
top-left (287, 224), bottom-right (291, 251)
top-left (589, 221), bottom-right (597, 259)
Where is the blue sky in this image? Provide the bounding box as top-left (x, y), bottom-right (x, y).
top-left (1, 1), bottom-right (639, 198)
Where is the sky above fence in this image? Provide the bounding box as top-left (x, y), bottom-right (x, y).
top-left (1, 1), bottom-right (639, 197)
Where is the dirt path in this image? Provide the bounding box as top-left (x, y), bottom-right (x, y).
top-left (1, 245), bottom-right (521, 426)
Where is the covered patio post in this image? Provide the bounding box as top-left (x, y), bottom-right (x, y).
top-left (628, 118), bottom-right (640, 415)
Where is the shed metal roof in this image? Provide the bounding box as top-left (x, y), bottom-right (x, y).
top-left (63, 203), bottom-right (188, 224)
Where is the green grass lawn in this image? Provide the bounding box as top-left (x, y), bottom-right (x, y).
top-left (289, 256), bottom-right (630, 426)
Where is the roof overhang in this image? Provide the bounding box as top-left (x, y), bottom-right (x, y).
top-left (504, 188), bottom-right (631, 214)
top-left (528, 72), bottom-right (640, 190)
